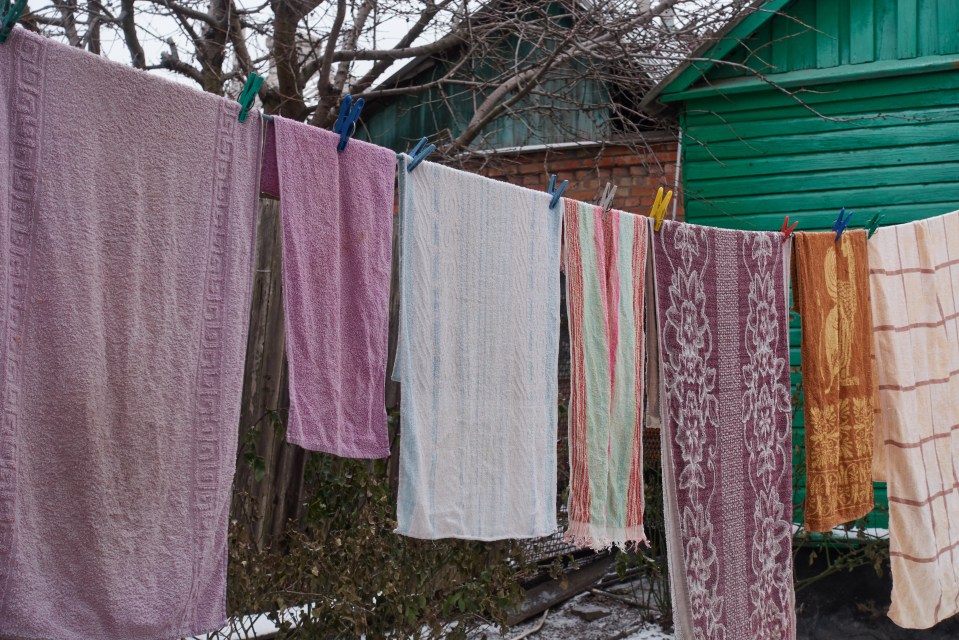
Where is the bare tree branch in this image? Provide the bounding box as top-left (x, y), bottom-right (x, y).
top-left (119, 0), bottom-right (145, 68)
top-left (307, 0), bottom-right (347, 126)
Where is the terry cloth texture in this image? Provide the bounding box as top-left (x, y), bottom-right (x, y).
top-left (868, 210), bottom-right (959, 629)
top-left (392, 155), bottom-right (561, 540)
top-left (270, 117), bottom-right (395, 458)
top-left (652, 220), bottom-right (796, 640)
top-left (0, 29), bottom-right (260, 640)
top-left (564, 201), bottom-right (648, 550)
top-left (793, 230), bottom-right (875, 532)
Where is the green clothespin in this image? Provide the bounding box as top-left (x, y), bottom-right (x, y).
top-left (865, 213), bottom-right (883, 239)
top-left (0, 0), bottom-right (29, 44)
top-left (237, 72), bottom-right (263, 123)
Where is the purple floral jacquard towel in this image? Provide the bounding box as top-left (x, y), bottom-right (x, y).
top-left (270, 117), bottom-right (395, 457)
top-left (651, 220), bottom-right (796, 639)
top-left (0, 29), bottom-right (260, 639)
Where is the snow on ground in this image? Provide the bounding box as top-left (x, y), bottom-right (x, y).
top-left (469, 587), bottom-right (672, 640)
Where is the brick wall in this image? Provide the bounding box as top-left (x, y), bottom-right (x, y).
top-left (464, 137), bottom-right (682, 220)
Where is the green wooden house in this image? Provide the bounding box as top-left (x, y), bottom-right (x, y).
top-left (359, 2), bottom-right (654, 152)
top-left (643, 0), bottom-right (959, 530)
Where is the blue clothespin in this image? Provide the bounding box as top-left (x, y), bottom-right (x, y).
top-left (0, 0), bottom-right (28, 44)
top-left (333, 95), bottom-right (365, 152)
top-left (236, 72), bottom-right (263, 123)
top-left (547, 174), bottom-right (568, 210)
top-left (865, 212), bottom-right (883, 239)
top-left (832, 207), bottom-right (854, 242)
top-left (406, 137), bottom-right (436, 173)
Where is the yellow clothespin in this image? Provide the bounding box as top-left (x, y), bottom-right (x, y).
top-left (651, 187), bottom-right (673, 232)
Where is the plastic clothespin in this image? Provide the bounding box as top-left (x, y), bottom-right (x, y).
top-left (598, 182), bottom-right (618, 214)
top-left (333, 95), bottom-right (365, 152)
top-left (651, 187), bottom-right (674, 232)
top-left (781, 216), bottom-right (799, 243)
top-left (236, 72), bottom-right (263, 123)
top-left (406, 137), bottom-right (436, 173)
top-left (0, 0), bottom-right (28, 44)
top-left (547, 174), bottom-right (568, 210)
top-left (832, 207), bottom-right (854, 242)
top-left (865, 212), bottom-right (883, 239)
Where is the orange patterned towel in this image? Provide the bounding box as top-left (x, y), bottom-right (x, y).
top-left (793, 230), bottom-right (875, 532)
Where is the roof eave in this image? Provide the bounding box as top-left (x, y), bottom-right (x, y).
top-left (639, 0), bottom-right (794, 112)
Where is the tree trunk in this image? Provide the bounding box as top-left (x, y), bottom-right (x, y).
top-left (233, 198), bottom-right (307, 550)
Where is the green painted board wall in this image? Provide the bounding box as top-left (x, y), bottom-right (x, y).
top-left (706, 0), bottom-right (959, 81)
top-left (679, 52), bottom-right (959, 529)
top-left (361, 65), bottom-right (610, 152)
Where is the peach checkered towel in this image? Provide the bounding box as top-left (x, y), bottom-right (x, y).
top-left (869, 210), bottom-right (959, 629)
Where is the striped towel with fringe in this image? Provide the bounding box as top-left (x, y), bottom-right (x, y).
top-left (564, 201), bottom-right (649, 550)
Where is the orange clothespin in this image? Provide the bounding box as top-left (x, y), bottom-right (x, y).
top-left (651, 187), bottom-right (674, 232)
top-left (781, 216), bottom-right (798, 242)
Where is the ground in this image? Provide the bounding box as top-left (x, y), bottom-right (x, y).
top-left (470, 548), bottom-right (959, 640)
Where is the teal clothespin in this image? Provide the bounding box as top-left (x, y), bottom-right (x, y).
top-left (0, 0), bottom-right (28, 44)
top-left (333, 95), bottom-right (364, 152)
top-left (406, 137), bottom-right (436, 172)
top-left (865, 212), bottom-right (883, 239)
top-left (832, 207), bottom-right (853, 242)
top-left (547, 174), bottom-right (568, 210)
top-left (237, 72), bottom-right (263, 123)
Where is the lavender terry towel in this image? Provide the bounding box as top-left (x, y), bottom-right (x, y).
top-left (0, 29), bottom-right (261, 640)
top-left (269, 116), bottom-right (395, 457)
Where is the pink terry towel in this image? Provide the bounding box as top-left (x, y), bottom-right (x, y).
top-left (0, 29), bottom-right (261, 640)
top-left (267, 116), bottom-right (395, 457)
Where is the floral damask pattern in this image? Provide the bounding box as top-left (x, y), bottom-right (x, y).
top-left (662, 224), bottom-right (725, 639)
top-left (742, 233), bottom-right (793, 639)
top-left (656, 222), bottom-right (795, 640)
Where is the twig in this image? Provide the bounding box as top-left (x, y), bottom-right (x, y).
top-left (508, 609), bottom-right (549, 640)
top-left (589, 588), bottom-right (656, 611)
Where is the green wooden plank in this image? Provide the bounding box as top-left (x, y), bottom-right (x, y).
top-left (875, 0), bottom-right (898, 60)
top-left (837, 0), bottom-right (851, 65)
top-left (898, 0), bottom-right (919, 59)
top-left (695, 204), bottom-right (959, 232)
top-left (685, 120), bottom-right (959, 162)
top-left (919, 0), bottom-right (940, 56)
top-left (792, 0), bottom-right (819, 69)
top-left (692, 161), bottom-right (959, 199)
top-left (685, 84), bottom-right (959, 126)
top-left (771, 8), bottom-right (793, 72)
top-left (661, 53), bottom-right (959, 104)
top-left (816, 0), bottom-right (841, 67)
top-left (687, 142), bottom-right (959, 180)
top-left (849, 0), bottom-right (876, 64)
top-left (686, 104), bottom-right (959, 144)
top-left (938, 0), bottom-right (959, 54)
top-left (686, 186), bottom-right (959, 222)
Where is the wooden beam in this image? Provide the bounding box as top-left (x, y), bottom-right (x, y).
top-left (505, 554), bottom-right (616, 626)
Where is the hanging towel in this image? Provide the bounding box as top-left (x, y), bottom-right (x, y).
top-left (393, 156), bottom-right (561, 540)
top-left (268, 117), bottom-right (395, 458)
top-left (868, 210), bottom-right (959, 629)
top-left (652, 220), bottom-right (796, 640)
top-left (564, 201), bottom-right (648, 549)
top-left (0, 29), bottom-right (261, 640)
top-left (793, 230), bottom-right (875, 532)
